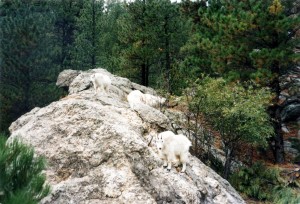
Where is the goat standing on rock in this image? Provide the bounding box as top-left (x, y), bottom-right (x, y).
top-left (155, 131), bottom-right (192, 173)
top-left (90, 73), bottom-right (111, 94)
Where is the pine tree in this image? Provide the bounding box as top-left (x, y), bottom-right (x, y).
top-left (98, 0), bottom-right (125, 73)
top-left (53, 0), bottom-right (83, 70)
top-left (118, 0), bottom-right (190, 90)
top-left (0, 136), bottom-right (50, 203)
top-left (181, 0), bottom-right (300, 163)
top-left (0, 0), bottom-right (64, 133)
top-left (71, 0), bottom-right (105, 70)
top-left (118, 0), bottom-right (158, 86)
top-left (153, 0), bottom-right (191, 93)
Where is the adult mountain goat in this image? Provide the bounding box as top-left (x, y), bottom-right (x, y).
top-left (155, 131), bottom-right (192, 172)
top-left (127, 90), bottom-right (145, 109)
top-left (90, 73), bottom-right (112, 94)
top-left (143, 93), bottom-right (166, 109)
top-left (127, 90), bottom-right (166, 109)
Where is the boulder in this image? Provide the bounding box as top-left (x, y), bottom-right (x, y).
top-left (9, 68), bottom-right (245, 204)
top-left (56, 69), bottom-right (81, 88)
top-left (281, 102), bottom-right (300, 122)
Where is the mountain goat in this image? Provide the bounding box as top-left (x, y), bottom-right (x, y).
top-left (90, 73), bottom-right (112, 94)
top-left (143, 93), bottom-right (166, 109)
top-left (127, 90), bottom-right (145, 109)
top-left (155, 131), bottom-right (192, 172)
top-left (127, 90), bottom-right (166, 109)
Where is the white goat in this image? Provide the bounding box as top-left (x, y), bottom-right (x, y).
top-left (127, 90), bottom-right (145, 109)
top-left (143, 93), bottom-right (166, 109)
top-left (90, 73), bottom-right (111, 94)
top-left (127, 90), bottom-right (166, 109)
top-left (155, 131), bottom-right (191, 172)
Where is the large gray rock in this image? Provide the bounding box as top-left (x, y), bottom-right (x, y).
top-left (9, 69), bottom-right (245, 204)
top-left (56, 69), bottom-right (81, 88)
top-left (280, 98), bottom-right (300, 122)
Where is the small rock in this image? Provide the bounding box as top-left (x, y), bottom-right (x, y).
top-left (281, 124), bottom-right (290, 133)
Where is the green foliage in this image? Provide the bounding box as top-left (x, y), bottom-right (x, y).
top-left (71, 0), bottom-right (105, 70)
top-left (0, 136), bottom-right (50, 204)
top-left (117, 0), bottom-right (161, 85)
top-left (0, 0), bottom-right (65, 133)
top-left (53, 0), bottom-right (83, 70)
top-left (230, 162), bottom-right (300, 203)
top-left (181, 0), bottom-right (300, 84)
top-left (230, 162), bottom-right (280, 200)
top-left (97, 0), bottom-right (125, 73)
top-left (189, 76), bottom-right (274, 146)
top-left (186, 76), bottom-right (274, 177)
top-left (118, 0), bottom-right (190, 89)
top-left (273, 186), bottom-right (300, 204)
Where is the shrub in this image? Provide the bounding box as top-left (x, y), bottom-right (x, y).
top-left (230, 161), bottom-right (300, 203)
top-left (230, 161), bottom-right (279, 200)
top-left (0, 136), bottom-right (50, 204)
top-left (273, 186), bottom-right (300, 204)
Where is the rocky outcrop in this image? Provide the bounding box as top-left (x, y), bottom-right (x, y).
top-left (279, 24), bottom-right (300, 123)
top-left (278, 28), bottom-right (300, 159)
top-left (56, 69), bottom-right (81, 89)
top-left (9, 68), bottom-right (245, 204)
top-left (279, 67), bottom-right (300, 122)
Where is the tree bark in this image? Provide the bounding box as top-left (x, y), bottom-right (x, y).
top-left (141, 63), bottom-right (149, 86)
top-left (268, 103), bottom-right (285, 163)
top-left (223, 146), bottom-right (233, 179)
top-left (269, 61), bottom-right (285, 163)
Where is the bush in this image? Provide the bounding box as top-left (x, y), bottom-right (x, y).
top-left (230, 161), bottom-right (279, 200)
top-left (230, 161), bottom-right (300, 203)
top-left (273, 186), bottom-right (300, 204)
top-left (0, 136), bottom-right (50, 204)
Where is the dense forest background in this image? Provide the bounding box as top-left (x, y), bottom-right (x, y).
top-left (0, 0), bottom-right (300, 202)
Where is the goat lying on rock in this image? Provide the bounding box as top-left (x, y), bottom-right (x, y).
top-left (143, 93), bottom-right (166, 109)
top-left (90, 73), bottom-right (112, 94)
top-left (155, 131), bottom-right (191, 172)
top-left (127, 90), bottom-right (166, 109)
top-left (127, 90), bottom-right (144, 109)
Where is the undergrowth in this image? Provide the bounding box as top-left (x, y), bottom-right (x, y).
top-left (230, 161), bottom-right (300, 203)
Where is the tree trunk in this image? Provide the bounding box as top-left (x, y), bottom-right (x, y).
top-left (270, 61), bottom-right (285, 163)
top-left (141, 63), bottom-right (148, 86)
top-left (223, 146), bottom-right (233, 179)
top-left (146, 63), bottom-right (149, 86)
top-left (268, 103), bottom-right (285, 163)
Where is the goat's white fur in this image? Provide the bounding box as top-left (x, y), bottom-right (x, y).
top-left (156, 131), bottom-right (191, 172)
top-left (90, 73), bottom-right (112, 94)
top-left (143, 93), bottom-right (166, 108)
top-left (127, 90), bottom-right (145, 109)
top-left (127, 90), bottom-right (166, 109)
